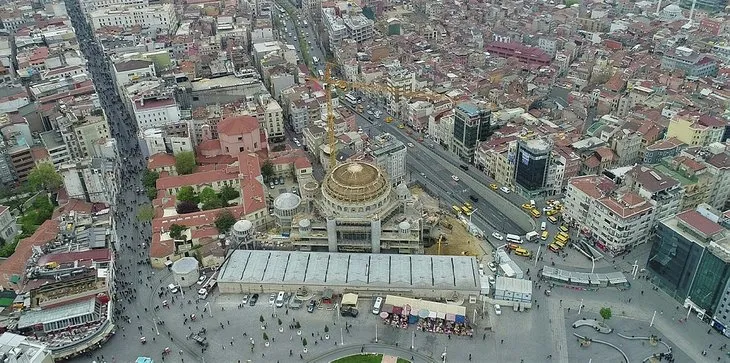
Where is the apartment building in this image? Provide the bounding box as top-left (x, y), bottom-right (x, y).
top-left (564, 175), bottom-right (656, 254)
top-left (475, 136), bottom-right (518, 188)
top-left (89, 3), bottom-right (178, 35)
top-left (79, 0), bottom-right (148, 11)
top-left (57, 111), bottom-right (110, 161)
top-left (660, 46), bottom-right (718, 78)
top-left (112, 60), bottom-right (156, 93)
top-left (0, 206), bottom-right (18, 242)
top-left (368, 133), bottom-right (407, 184)
top-left (59, 158), bottom-right (118, 205)
top-left (132, 97), bottom-right (182, 131)
top-left (666, 112), bottom-right (725, 147)
top-left (39, 130), bottom-right (71, 168)
top-left (624, 165), bottom-right (684, 226)
top-left (654, 155), bottom-right (713, 211)
top-left (428, 110), bottom-right (454, 151)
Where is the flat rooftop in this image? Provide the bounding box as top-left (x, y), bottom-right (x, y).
top-left (218, 251), bottom-right (480, 290)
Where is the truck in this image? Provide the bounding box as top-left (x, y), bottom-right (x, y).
top-left (525, 231), bottom-right (539, 242)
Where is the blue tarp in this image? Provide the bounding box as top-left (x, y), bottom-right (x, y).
top-left (455, 315), bottom-right (466, 323)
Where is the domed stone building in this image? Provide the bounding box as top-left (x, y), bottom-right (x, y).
top-left (288, 161), bottom-right (424, 254)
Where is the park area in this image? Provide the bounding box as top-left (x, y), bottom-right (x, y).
top-left (332, 354), bottom-right (410, 363)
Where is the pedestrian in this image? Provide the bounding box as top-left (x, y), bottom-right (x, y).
top-left (501, 339), bottom-right (504, 344)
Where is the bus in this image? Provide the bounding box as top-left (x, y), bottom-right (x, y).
top-left (345, 93), bottom-right (358, 104)
top-left (506, 234), bottom-right (522, 244)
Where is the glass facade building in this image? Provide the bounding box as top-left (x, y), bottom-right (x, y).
top-left (514, 139), bottom-right (551, 193)
top-left (647, 208), bottom-right (730, 323)
top-left (452, 102), bottom-right (490, 162)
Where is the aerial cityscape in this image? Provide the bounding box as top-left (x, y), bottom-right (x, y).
top-left (0, 0), bottom-right (730, 362)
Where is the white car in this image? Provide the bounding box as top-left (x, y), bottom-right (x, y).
top-left (269, 293), bottom-right (277, 305)
top-left (487, 262), bottom-right (497, 273)
top-left (407, 143), bottom-right (414, 147)
top-left (494, 304), bottom-right (502, 315)
top-left (488, 276), bottom-right (495, 285)
top-left (197, 275), bottom-right (206, 285)
top-left (451, 175), bottom-right (460, 182)
top-left (478, 264), bottom-right (484, 276)
top-left (491, 232), bottom-right (504, 240)
top-left (499, 186), bottom-right (511, 194)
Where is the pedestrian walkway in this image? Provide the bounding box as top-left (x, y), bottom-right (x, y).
top-left (547, 299), bottom-right (569, 363)
top-left (381, 355), bottom-right (398, 363)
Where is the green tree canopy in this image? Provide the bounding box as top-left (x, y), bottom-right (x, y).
top-left (202, 198), bottom-right (224, 211)
top-left (137, 204), bottom-right (155, 221)
top-left (261, 160), bottom-right (275, 181)
top-left (176, 200), bottom-right (200, 214)
top-left (169, 224), bottom-right (187, 240)
top-left (199, 187), bottom-right (218, 204)
top-left (219, 185), bottom-right (240, 202)
top-left (600, 307), bottom-right (612, 321)
top-left (142, 170), bottom-right (160, 188)
top-left (214, 209), bottom-right (236, 233)
top-left (177, 186), bottom-right (198, 203)
top-left (175, 151), bottom-right (197, 175)
top-left (28, 163), bottom-right (63, 192)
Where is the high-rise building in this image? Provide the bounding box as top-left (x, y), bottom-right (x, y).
top-left (647, 205), bottom-right (730, 330)
top-left (452, 102), bottom-right (490, 162)
top-left (679, 0), bottom-right (727, 13)
top-left (513, 138), bottom-right (552, 196)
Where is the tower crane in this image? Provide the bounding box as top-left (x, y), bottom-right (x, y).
top-left (320, 62), bottom-right (452, 169)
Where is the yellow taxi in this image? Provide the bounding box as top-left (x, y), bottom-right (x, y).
top-left (489, 183), bottom-right (498, 190)
top-left (548, 243), bottom-right (561, 253)
top-left (547, 216), bottom-right (558, 224)
top-left (464, 202), bottom-right (472, 209)
top-left (530, 209), bottom-right (542, 218)
top-left (514, 248), bottom-right (531, 257)
top-left (521, 203), bottom-right (533, 210)
top-left (452, 206), bottom-right (461, 214)
top-left (559, 225), bottom-right (569, 233)
top-left (546, 209), bottom-right (558, 216)
top-left (541, 231), bottom-right (549, 240)
top-left (397, 124), bottom-right (405, 129)
top-left (385, 117), bottom-right (393, 123)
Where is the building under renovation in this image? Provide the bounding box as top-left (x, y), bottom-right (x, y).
top-left (276, 161), bottom-right (425, 253)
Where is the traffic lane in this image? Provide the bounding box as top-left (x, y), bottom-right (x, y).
top-left (407, 154), bottom-right (517, 234)
top-left (373, 120), bottom-right (529, 234)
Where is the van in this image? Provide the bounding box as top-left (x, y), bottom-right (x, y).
top-left (540, 222), bottom-right (547, 231)
top-left (469, 195), bottom-right (479, 203)
top-left (530, 209), bottom-right (541, 218)
top-left (530, 200), bottom-right (535, 207)
top-left (547, 216), bottom-right (558, 224)
top-left (459, 164), bottom-right (469, 171)
top-left (275, 291), bottom-right (285, 308)
top-left (548, 243), bottom-right (561, 253)
top-left (372, 296), bottom-right (383, 315)
top-left (506, 234), bottom-right (522, 244)
top-left (514, 248), bottom-right (531, 257)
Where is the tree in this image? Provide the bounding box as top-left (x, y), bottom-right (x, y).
top-left (145, 186), bottom-right (158, 200)
top-left (175, 151), bottom-right (197, 175)
top-left (219, 185), bottom-right (240, 202)
top-left (169, 224), bottom-right (187, 240)
top-left (302, 338), bottom-right (307, 347)
top-left (142, 170), bottom-right (160, 188)
top-left (600, 307), bottom-right (612, 321)
top-left (262, 332), bottom-right (269, 341)
top-left (176, 201), bottom-right (200, 214)
top-left (28, 163), bottom-right (63, 192)
top-left (260, 315), bottom-right (265, 324)
top-left (177, 186), bottom-right (198, 203)
top-left (277, 318), bottom-right (282, 326)
top-left (199, 187), bottom-right (218, 205)
top-left (137, 204), bottom-right (155, 221)
top-left (202, 199), bottom-right (224, 211)
top-left (324, 325), bottom-right (329, 333)
top-left (261, 160), bottom-right (274, 181)
top-left (215, 209), bottom-right (236, 233)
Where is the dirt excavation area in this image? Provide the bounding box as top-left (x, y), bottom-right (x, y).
top-left (425, 216), bottom-right (490, 260)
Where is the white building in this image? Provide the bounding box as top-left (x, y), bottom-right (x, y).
top-left (59, 157), bottom-right (118, 205)
top-left (0, 206), bottom-right (18, 242)
top-left (0, 332), bottom-right (54, 363)
top-left (321, 7), bottom-right (373, 45)
top-left (564, 175), bottom-right (655, 254)
top-left (89, 3), bottom-right (177, 34)
top-left (39, 130), bottom-right (71, 168)
top-left (368, 133), bottom-right (407, 184)
top-left (428, 110), bottom-right (454, 150)
top-left (112, 59), bottom-right (156, 94)
top-left (624, 165), bottom-right (684, 225)
top-left (261, 97), bottom-right (284, 141)
top-left (57, 112), bottom-right (110, 161)
top-left (79, 0), bottom-right (147, 12)
top-left (132, 97), bottom-right (181, 130)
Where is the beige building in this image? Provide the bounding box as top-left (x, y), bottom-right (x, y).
top-left (564, 175), bottom-right (655, 254)
top-left (654, 155), bottom-right (713, 211)
top-left (666, 112), bottom-right (725, 147)
top-left (475, 136), bottom-right (517, 187)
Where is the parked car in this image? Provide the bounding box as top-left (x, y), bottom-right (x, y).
top-left (249, 293), bottom-right (259, 306)
top-left (491, 232), bottom-right (504, 240)
top-left (500, 186), bottom-right (511, 194)
top-left (269, 293), bottom-right (277, 305)
top-left (487, 262), bottom-right (497, 273)
top-left (494, 304), bottom-right (502, 315)
top-left (307, 300), bottom-right (317, 313)
top-left (241, 294), bottom-right (249, 305)
top-left (340, 307), bottom-right (359, 317)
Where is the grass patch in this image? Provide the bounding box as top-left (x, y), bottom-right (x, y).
top-left (332, 354), bottom-right (383, 363)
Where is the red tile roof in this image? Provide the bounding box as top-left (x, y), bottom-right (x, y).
top-left (37, 248), bottom-right (111, 267)
top-left (218, 115), bottom-right (259, 136)
top-left (569, 175), bottom-right (616, 199)
top-left (147, 152), bottom-right (176, 170)
top-left (0, 219), bottom-right (59, 290)
top-left (677, 209), bottom-right (724, 237)
top-left (134, 98), bottom-right (176, 111)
